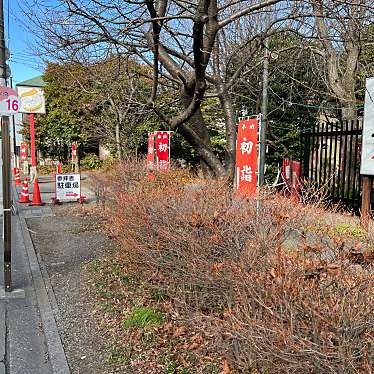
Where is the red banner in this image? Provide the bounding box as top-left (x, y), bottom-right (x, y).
top-left (291, 161), bottom-right (302, 197)
top-left (155, 131), bottom-right (170, 171)
top-left (20, 142), bottom-right (28, 162)
top-left (282, 159), bottom-right (302, 197)
top-left (146, 133), bottom-right (155, 179)
top-left (235, 118), bottom-right (258, 196)
top-left (72, 143), bottom-right (77, 160)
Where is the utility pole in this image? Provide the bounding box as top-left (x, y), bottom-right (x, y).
top-left (258, 34), bottom-right (270, 186)
top-left (0, 0), bottom-right (12, 291)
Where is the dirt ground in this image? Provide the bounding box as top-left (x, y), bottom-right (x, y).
top-left (26, 204), bottom-right (119, 374)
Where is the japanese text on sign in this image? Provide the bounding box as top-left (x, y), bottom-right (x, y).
top-left (235, 118), bottom-right (259, 196)
top-left (20, 142), bottom-right (28, 161)
top-left (55, 173), bottom-right (81, 202)
top-left (155, 131), bottom-right (170, 171)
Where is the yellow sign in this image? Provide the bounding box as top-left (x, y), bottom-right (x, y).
top-left (16, 86), bottom-right (45, 114)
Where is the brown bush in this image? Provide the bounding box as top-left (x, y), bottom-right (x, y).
top-left (93, 160), bottom-right (374, 373)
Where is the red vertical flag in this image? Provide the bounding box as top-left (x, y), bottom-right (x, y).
top-left (282, 159), bottom-right (302, 197)
top-left (290, 161), bottom-right (302, 197)
top-left (72, 143), bottom-right (77, 160)
top-left (20, 142), bottom-right (28, 162)
top-left (155, 131), bottom-right (170, 171)
top-left (235, 118), bottom-right (259, 196)
top-left (146, 133), bottom-right (155, 179)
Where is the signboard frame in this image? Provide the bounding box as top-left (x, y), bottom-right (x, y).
top-left (360, 77), bottom-right (374, 175)
top-left (155, 131), bottom-right (170, 171)
top-left (53, 173), bottom-right (82, 203)
top-left (235, 117), bottom-right (259, 196)
top-left (16, 85), bottom-right (46, 114)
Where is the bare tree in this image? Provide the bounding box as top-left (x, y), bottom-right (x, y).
top-left (292, 1), bottom-right (374, 120)
top-left (24, 0), bottom-right (374, 178)
top-left (86, 58), bottom-right (153, 160)
top-left (25, 0), bottom-right (287, 177)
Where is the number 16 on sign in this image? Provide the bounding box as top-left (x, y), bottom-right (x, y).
top-left (0, 87), bottom-right (20, 115)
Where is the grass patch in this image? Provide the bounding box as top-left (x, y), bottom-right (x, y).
top-left (151, 288), bottom-right (168, 301)
top-left (108, 346), bottom-right (140, 365)
top-left (89, 260), bottom-right (100, 272)
top-left (330, 223), bottom-right (366, 239)
top-left (163, 354), bottom-right (193, 374)
top-left (123, 306), bottom-right (164, 329)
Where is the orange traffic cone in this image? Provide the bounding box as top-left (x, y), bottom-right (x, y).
top-left (18, 178), bottom-right (31, 203)
top-left (14, 168), bottom-right (21, 186)
top-left (30, 178), bottom-right (44, 206)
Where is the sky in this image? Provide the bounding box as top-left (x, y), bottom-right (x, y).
top-left (6, 0), bottom-right (45, 86)
top-left (4, 0), bottom-right (48, 144)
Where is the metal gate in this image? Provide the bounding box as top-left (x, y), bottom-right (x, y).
top-left (301, 120), bottom-right (362, 210)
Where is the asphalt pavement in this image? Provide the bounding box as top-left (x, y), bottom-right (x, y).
top-left (0, 172), bottom-right (95, 373)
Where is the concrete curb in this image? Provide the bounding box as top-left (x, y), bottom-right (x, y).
top-left (13, 185), bottom-right (70, 374)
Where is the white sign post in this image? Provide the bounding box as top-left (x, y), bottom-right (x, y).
top-left (361, 77), bottom-right (374, 175)
top-left (360, 77), bottom-right (374, 229)
top-left (16, 84), bottom-right (46, 184)
top-left (54, 173), bottom-right (81, 203)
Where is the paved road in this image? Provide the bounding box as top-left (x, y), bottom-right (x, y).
top-left (0, 172), bottom-right (94, 373)
top-left (0, 213), bottom-right (54, 374)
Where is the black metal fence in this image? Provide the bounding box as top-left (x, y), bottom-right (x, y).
top-left (301, 120), bottom-right (362, 210)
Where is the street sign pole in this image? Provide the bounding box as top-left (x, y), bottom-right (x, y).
top-left (30, 113), bottom-right (36, 166)
top-left (29, 113), bottom-right (37, 181)
top-left (0, 0), bottom-right (12, 291)
top-left (259, 35), bottom-right (269, 186)
top-left (2, 116), bottom-right (11, 291)
top-left (10, 77), bottom-right (17, 166)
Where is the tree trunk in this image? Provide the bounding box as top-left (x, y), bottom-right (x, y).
top-left (219, 88), bottom-right (236, 181)
top-left (115, 121), bottom-right (122, 160)
top-left (178, 123), bottom-right (226, 177)
top-left (339, 97), bottom-right (357, 194)
top-left (180, 80), bottom-right (225, 177)
top-left (340, 100), bottom-right (357, 122)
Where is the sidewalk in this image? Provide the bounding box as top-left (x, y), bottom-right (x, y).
top-left (0, 186), bottom-right (70, 373)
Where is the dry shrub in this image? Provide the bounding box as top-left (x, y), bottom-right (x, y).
top-left (224, 252), bottom-right (373, 373)
top-left (97, 160), bottom-right (374, 373)
top-left (91, 158), bottom-right (194, 208)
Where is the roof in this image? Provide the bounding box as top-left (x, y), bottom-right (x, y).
top-left (16, 75), bottom-right (47, 88)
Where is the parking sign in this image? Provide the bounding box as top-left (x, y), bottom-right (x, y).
top-left (55, 173), bottom-right (81, 202)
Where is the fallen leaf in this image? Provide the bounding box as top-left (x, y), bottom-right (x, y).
top-left (221, 359), bottom-right (230, 374)
top-left (223, 308), bottom-right (231, 318)
top-left (270, 268), bottom-right (276, 278)
top-left (173, 326), bottom-right (187, 337)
